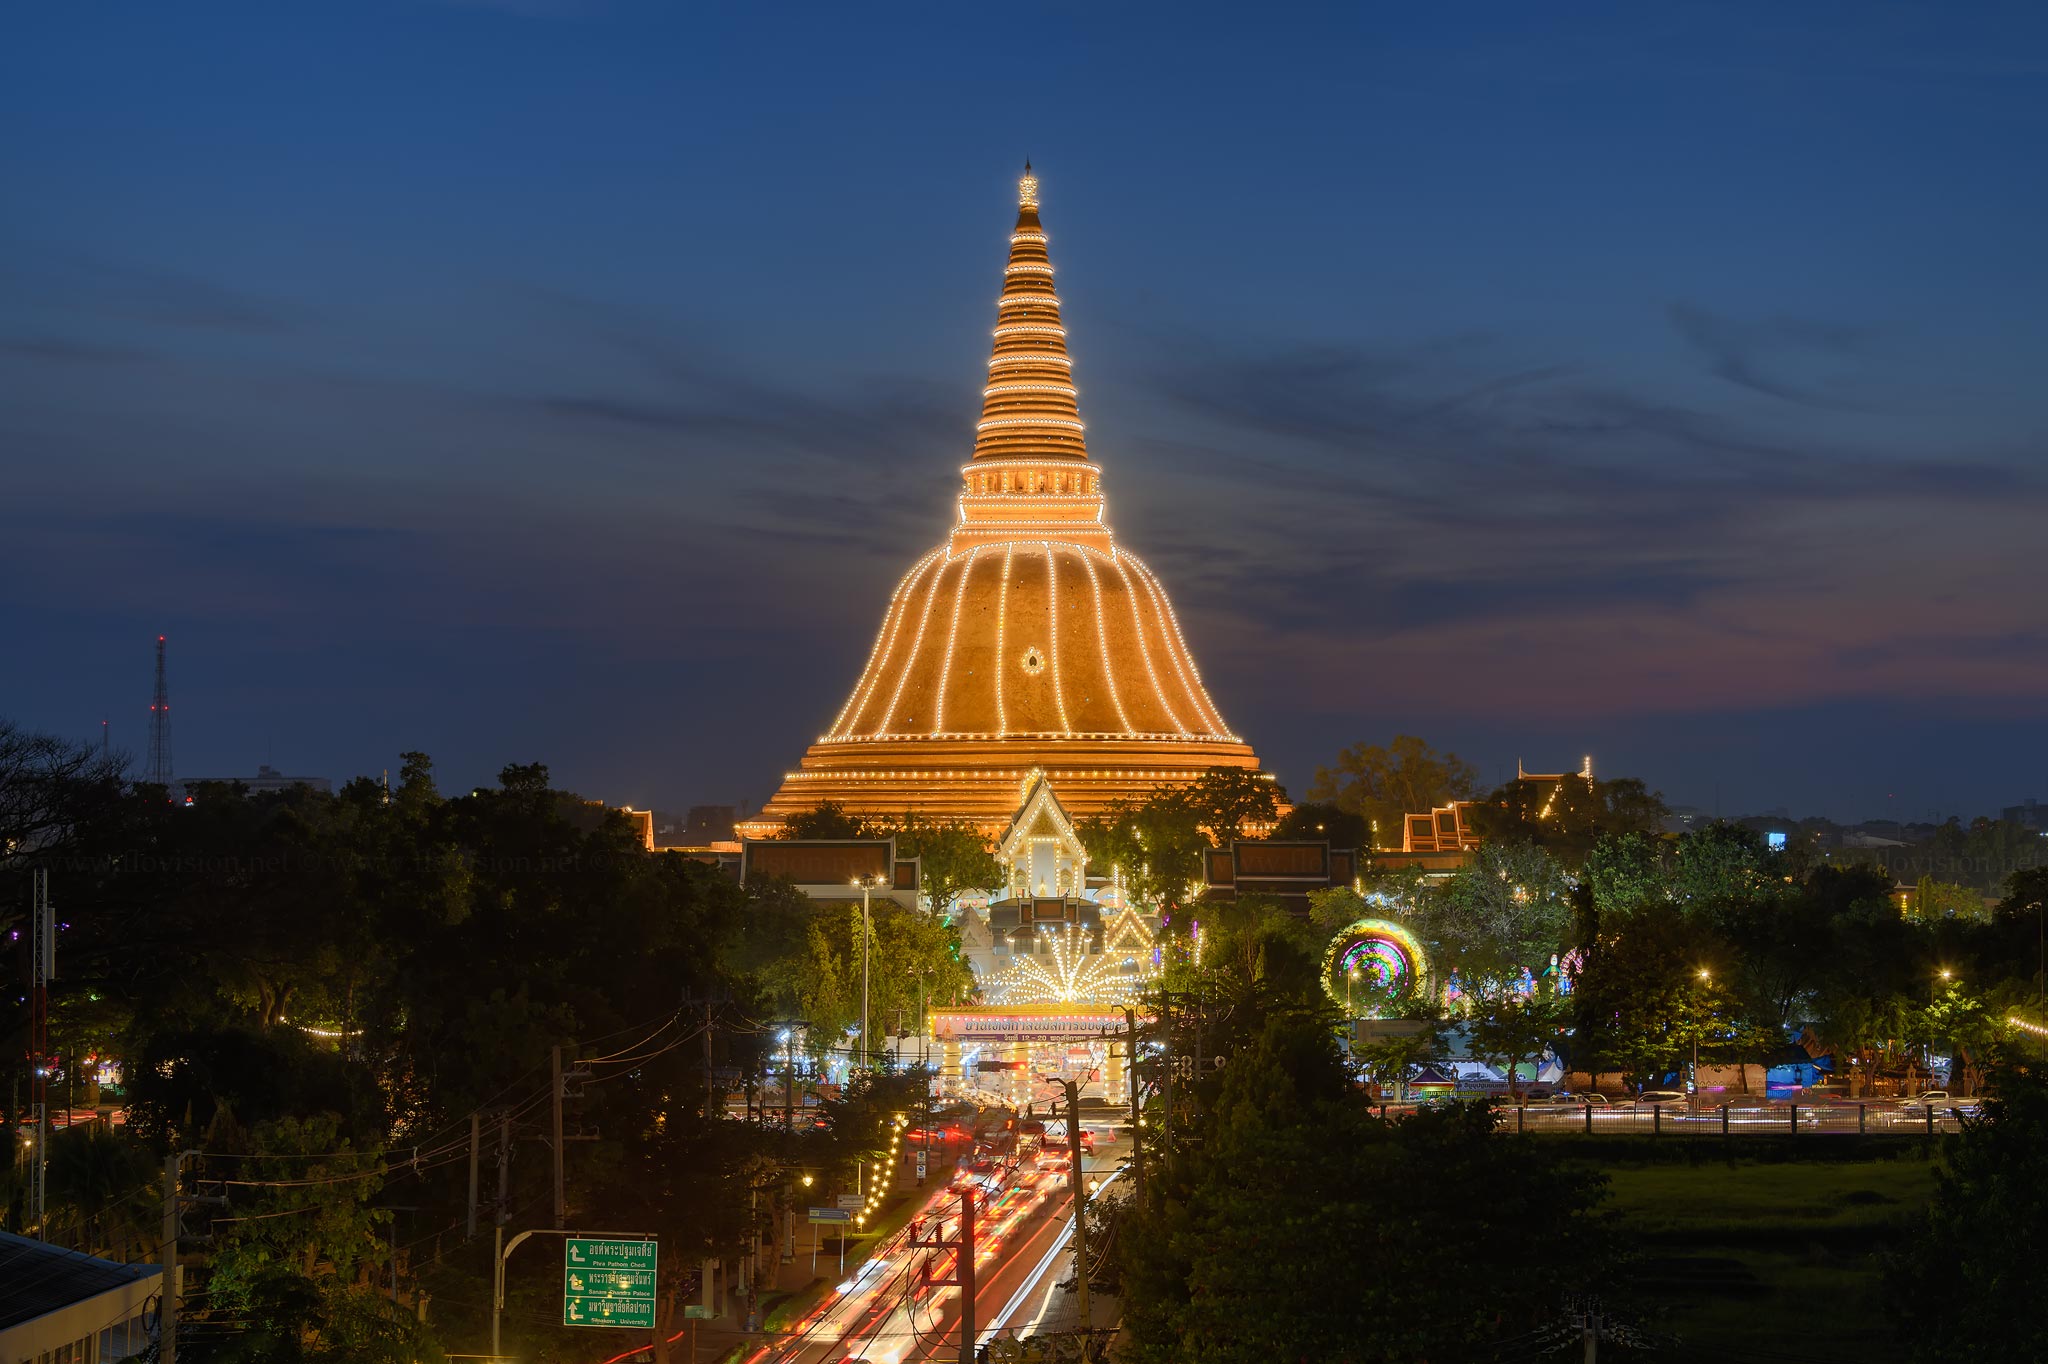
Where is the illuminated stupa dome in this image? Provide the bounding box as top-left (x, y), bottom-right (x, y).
top-left (747, 166), bottom-right (1269, 833)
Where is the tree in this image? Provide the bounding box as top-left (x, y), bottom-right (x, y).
top-left (1584, 830), bottom-right (1667, 918)
top-left (779, 800), bottom-right (870, 839)
top-left (881, 815), bottom-right (1001, 912)
top-left (1076, 789), bottom-right (1206, 915)
top-left (1271, 800), bottom-right (1370, 850)
top-left (44, 1121), bottom-right (158, 1259)
top-left (1351, 1025), bottom-right (1442, 1102)
top-left (1120, 1011), bottom-right (1614, 1364)
top-left (1184, 766), bottom-right (1281, 844)
top-left (0, 718), bottom-right (129, 863)
top-left (1408, 843), bottom-right (1574, 997)
top-left (1201, 895), bottom-right (1323, 999)
top-left (1572, 904), bottom-right (1771, 1089)
top-left (1468, 993), bottom-right (1567, 1100)
top-left (1470, 774), bottom-right (1668, 866)
top-left (1307, 735), bottom-right (1477, 850)
top-left (1670, 821), bottom-right (1775, 913)
top-left (1908, 875), bottom-right (1992, 924)
top-left (1886, 1059), bottom-right (2048, 1362)
top-left (197, 1114), bottom-right (438, 1363)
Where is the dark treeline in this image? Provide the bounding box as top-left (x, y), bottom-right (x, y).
top-left (0, 724), bottom-right (944, 1362)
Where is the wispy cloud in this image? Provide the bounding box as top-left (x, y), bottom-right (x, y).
top-left (1666, 302), bottom-right (1879, 409)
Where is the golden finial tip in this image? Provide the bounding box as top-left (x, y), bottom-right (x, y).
top-left (1018, 162), bottom-right (1039, 209)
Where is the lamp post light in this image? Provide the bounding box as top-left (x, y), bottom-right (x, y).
top-left (1929, 968), bottom-right (1955, 1089)
top-left (851, 874), bottom-right (885, 1071)
top-left (1347, 966), bottom-right (1360, 1019)
top-left (1692, 968), bottom-right (1711, 1115)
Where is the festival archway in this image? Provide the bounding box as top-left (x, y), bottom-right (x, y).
top-left (1322, 918), bottom-right (1429, 1017)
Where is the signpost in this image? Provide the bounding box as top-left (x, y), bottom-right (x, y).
top-left (562, 1237), bottom-right (658, 1330)
top-left (809, 1206), bottom-right (852, 1275)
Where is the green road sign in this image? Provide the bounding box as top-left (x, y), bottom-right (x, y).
top-left (563, 1237), bottom-right (658, 1330)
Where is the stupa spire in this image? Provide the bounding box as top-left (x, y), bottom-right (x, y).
top-left (974, 163), bottom-right (1087, 463)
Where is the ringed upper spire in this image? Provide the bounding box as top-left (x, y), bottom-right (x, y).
top-left (973, 165), bottom-right (1087, 464)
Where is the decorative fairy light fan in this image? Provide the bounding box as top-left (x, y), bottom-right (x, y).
top-left (995, 922), bottom-right (1153, 1006)
top-left (1321, 918), bottom-right (1428, 1017)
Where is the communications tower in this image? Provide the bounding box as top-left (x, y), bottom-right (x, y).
top-left (149, 634), bottom-right (172, 788)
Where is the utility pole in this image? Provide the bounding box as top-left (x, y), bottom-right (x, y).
top-left (703, 997), bottom-right (716, 1119)
top-left (29, 867), bottom-right (53, 1236)
top-left (160, 1148), bottom-right (198, 1364)
top-left (1056, 1077), bottom-right (1090, 1327)
top-left (1120, 1004), bottom-right (1143, 1207)
top-left (162, 1153), bottom-right (178, 1364)
top-left (912, 1187), bottom-right (978, 1364)
top-left (551, 1046), bottom-right (566, 1228)
top-left (853, 875), bottom-right (881, 1069)
top-left (491, 1111), bottom-right (512, 1360)
top-left (466, 1112), bottom-right (481, 1239)
top-left (784, 1026), bottom-right (803, 1132)
top-left (544, 1047), bottom-right (593, 1231)
top-left (959, 1187), bottom-right (977, 1364)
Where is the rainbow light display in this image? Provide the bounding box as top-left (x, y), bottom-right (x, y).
top-left (1322, 918), bottom-right (1429, 1017)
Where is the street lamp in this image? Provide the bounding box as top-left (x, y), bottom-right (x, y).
top-left (1692, 968), bottom-right (1711, 1115)
top-left (851, 874), bottom-right (885, 1070)
top-left (1347, 965), bottom-right (1360, 1019)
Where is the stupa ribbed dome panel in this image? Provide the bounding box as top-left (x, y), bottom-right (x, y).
top-left (819, 543), bottom-right (1232, 744)
top-left (747, 167), bottom-right (1270, 835)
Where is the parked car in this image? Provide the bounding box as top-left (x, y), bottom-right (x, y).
top-left (1532, 1092), bottom-right (1608, 1107)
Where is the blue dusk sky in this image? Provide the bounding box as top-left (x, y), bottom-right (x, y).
top-left (3, 2), bottom-right (2045, 823)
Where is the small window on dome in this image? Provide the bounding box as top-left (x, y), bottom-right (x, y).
top-left (1019, 646), bottom-right (1046, 676)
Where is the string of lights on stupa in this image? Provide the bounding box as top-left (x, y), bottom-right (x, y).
top-left (745, 163), bottom-right (1274, 834)
top-left (930, 545), bottom-right (982, 734)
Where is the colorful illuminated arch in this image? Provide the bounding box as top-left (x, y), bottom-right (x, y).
top-left (1322, 918), bottom-right (1429, 1016)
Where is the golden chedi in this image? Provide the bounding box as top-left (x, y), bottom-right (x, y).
top-left (746, 166), bottom-right (1270, 833)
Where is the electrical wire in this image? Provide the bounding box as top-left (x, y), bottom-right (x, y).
top-left (583, 1011), bottom-right (686, 1064)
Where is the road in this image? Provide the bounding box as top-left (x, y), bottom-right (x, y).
top-left (755, 1137), bottom-right (1125, 1364)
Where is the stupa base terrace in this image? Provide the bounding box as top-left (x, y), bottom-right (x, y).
top-left (740, 733), bottom-right (1262, 836)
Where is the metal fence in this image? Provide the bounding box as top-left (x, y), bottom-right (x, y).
top-left (1487, 1100), bottom-right (1971, 1137)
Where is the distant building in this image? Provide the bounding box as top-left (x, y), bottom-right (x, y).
top-left (739, 838), bottom-right (920, 910)
top-left (1662, 805), bottom-right (1709, 833)
top-left (178, 763), bottom-right (331, 797)
top-left (1513, 756), bottom-right (1595, 822)
top-left (2004, 799), bottom-right (2046, 831)
top-left (557, 798), bottom-right (655, 849)
top-left (0, 1228), bottom-right (161, 1360)
top-left (681, 805), bottom-right (740, 844)
top-left (1202, 840), bottom-right (1360, 915)
top-left (1401, 800), bottom-right (1481, 854)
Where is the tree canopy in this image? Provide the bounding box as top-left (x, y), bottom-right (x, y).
top-left (1306, 735), bottom-right (1477, 849)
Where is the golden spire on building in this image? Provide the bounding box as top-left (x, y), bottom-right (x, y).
top-left (973, 161), bottom-right (1086, 465)
top-left (742, 166), bottom-right (1271, 836)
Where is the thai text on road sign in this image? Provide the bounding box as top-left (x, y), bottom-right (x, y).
top-left (563, 1237), bottom-right (658, 1329)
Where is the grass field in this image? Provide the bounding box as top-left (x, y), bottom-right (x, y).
top-left (1584, 1150), bottom-right (1941, 1363)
